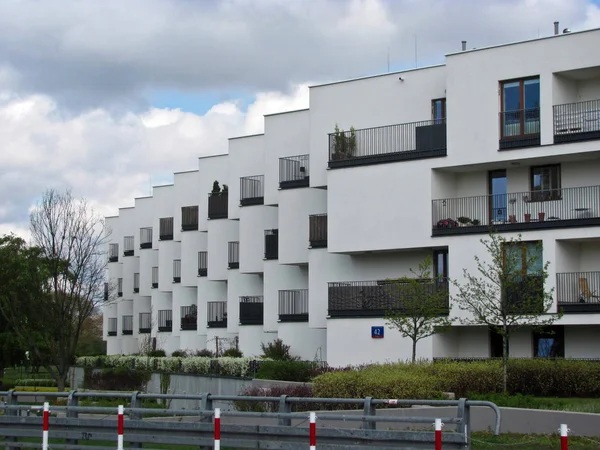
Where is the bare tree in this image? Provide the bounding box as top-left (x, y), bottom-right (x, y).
top-left (453, 232), bottom-right (560, 393)
top-left (19, 189), bottom-right (107, 390)
top-left (385, 256), bottom-right (451, 363)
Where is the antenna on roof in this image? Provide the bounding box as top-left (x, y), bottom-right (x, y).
top-left (149, 175), bottom-right (152, 196)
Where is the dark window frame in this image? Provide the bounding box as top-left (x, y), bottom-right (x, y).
top-left (529, 164), bottom-right (562, 201)
top-left (533, 326), bottom-right (565, 358)
top-left (431, 98), bottom-right (446, 123)
top-left (499, 76), bottom-right (540, 139)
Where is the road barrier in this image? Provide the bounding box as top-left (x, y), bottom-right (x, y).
top-left (0, 390), bottom-right (502, 449)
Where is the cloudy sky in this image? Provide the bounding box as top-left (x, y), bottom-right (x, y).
top-left (1, 0), bottom-right (600, 238)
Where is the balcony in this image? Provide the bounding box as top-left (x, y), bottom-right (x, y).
top-left (198, 251), bottom-right (208, 276)
top-left (557, 272), bottom-right (600, 313)
top-left (279, 155), bottom-right (309, 189)
top-left (173, 259), bottom-right (181, 283)
top-left (328, 120), bottom-right (447, 169)
top-left (240, 175), bottom-right (264, 206)
top-left (264, 229), bottom-right (278, 260)
top-left (140, 227), bottom-right (153, 249)
top-left (239, 296), bottom-right (263, 325)
top-left (158, 309), bottom-right (172, 332)
top-left (151, 266), bottom-right (159, 289)
top-left (108, 243), bottom-right (119, 263)
top-left (139, 312), bottom-right (151, 334)
top-left (117, 278), bottom-right (123, 297)
top-left (107, 318), bottom-right (117, 337)
top-left (122, 315), bottom-right (133, 335)
top-left (432, 185), bottom-right (600, 236)
top-left (133, 273), bottom-right (140, 293)
top-left (159, 217), bottom-right (174, 241)
top-left (181, 206), bottom-right (199, 231)
top-left (309, 214), bottom-right (327, 248)
top-left (499, 107), bottom-right (540, 150)
top-left (180, 305), bottom-right (197, 331)
top-left (554, 99), bottom-right (600, 144)
top-left (208, 191), bottom-right (228, 219)
top-left (228, 241), bottom-right (239, 269)
top-left (328, 280), bottom-right (449, 318)
top-left (278, 289), bottom-right (309, 322)
top-left (123, 236), bottom-right (134, 256)
top-left (207, 301), bottom-right (227, 328)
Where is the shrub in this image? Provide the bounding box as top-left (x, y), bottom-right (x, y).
top-left (222, 348), bottom-right (243, 358)
top-left (260, 339), bottom-right (298, 361)
top-left (15, 378), bottom-right (62, 387)
top-left (84, 367), bottom-right (150, 391)
top-left (148, 349), bottom-right (167, 357)
top-left (234, 384), bottom-right (317, 412)
top-left (171, 350), bottom-right (188, 358)
top-left (195, 349), bottom-right (215, 357)
top-left (255, 361), bottom-right (314, 382)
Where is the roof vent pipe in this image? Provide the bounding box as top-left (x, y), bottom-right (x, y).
top-left (554, 21), bottom-right (559, 35)
top-left (461, 40), bottom-right (467, 51)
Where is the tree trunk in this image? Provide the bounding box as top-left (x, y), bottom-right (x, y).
top-left (502, 331), bottom-right (509, 394)
top-left (411, 339), bottom-right (417, 363)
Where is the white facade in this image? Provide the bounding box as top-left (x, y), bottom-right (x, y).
top-left (104, 28), bottom-right (600, 364)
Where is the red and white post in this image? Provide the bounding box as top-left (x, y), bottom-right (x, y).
top-left (117, 405), bottom-right (124, 450)
top-left (42, 402), bottom-right (50, 450)
top-left (560, 424), bottom-right (568, 450)
top-left (434, 418), bottom-right (442, 450)
top-left (309, 412), bottom-right (316, 450)
top-left (214, 407), bottom-right (221, 450)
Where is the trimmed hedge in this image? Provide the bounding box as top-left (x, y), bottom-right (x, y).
top-left (313, 360), bottom-right (600, 399)
top-left (83, 367), bottom-right (151, 391)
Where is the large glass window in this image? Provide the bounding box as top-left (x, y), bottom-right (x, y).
top-left (530, 164), bottom-right (561, 201)
top-left (432, 98), bottom-right (446, 124)
top-left (501, 77), bottom-right (540, 138)
top-left (533, 326), bottom-right (564, 358)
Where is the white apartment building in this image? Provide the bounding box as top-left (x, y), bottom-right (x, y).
top-left (103, 26), bottom-right (600, 366)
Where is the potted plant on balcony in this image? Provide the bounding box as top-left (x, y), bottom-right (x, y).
top-left (331, 124), bottom-right (357, 160)
top-left (457, 216), bottom-right (472, 227)
top-left (508, 198), bottom-right (517, 223)
top-left (538, 211), bottom-right (545, 221)
top-left (222, 184), bottom-right (228, 195)
top-left (211, 180), bottom-right (221, 196)
top-left (523, 195), bottom-right (531, 222)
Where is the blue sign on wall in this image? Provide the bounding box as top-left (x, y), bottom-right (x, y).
top-left (371, 326), bottom-right (384, 339)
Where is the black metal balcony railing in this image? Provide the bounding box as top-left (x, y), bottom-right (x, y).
top-left (198, 251), bottom-right (208, 276)
top-left (279, 155), bottom-right (310, 189)
top-left (240, 175), bottom-right (264, 206)
top-left (309, 214), bottom-right (327, 248)
top-left (107, 318), bottom-right (117, 336)
top-left (278, 289), bottom-right (309, 322)
top-left (158, 309), bottom-right (172, 332)
top-left (104, 282), bottom-right (109, 301)
top-left (181, 206), bottom-right (199, 231)
top-left (557, 271), bottom-right (600, 313)
top-left (151, 266), bottom-right (159, 289)
top-left (328, 120), bottom-right (447, 169)
top-left (239, 296), bottom-right (264, 325)
top-left (139, 312), bottom-right (151, 334)
top-left (208, 191), bottom-right (229, 219)
top-left (133, 273), bottom-right (140, 293)
top-left (264, 229), bottom-right (278, 260)
top-left (432, 185), bottom-right (600, 236)
top-left (122, 315), bottom-right (133, 335)
top-left (180, 305), bottom-right (197, 331)
top-left (228, 241), bottom-right (239, 269)
top-left (328, 280), bottom-right (449, 318)
top-left (117, 278), bottom-right (123, 297)
top-left (159, 217), bottom-right (174, 240)
top-left (554, 99), bottom-right (600, 144)
top-left (207, 301), bottom-right (227, 328)
top-left (173, 259), bottom-right (181, 283)
top-left (108, 243), bottom-right (119, 263)
top-left (140, 227), bottom-right (153, 249)
top-left (123, 236), bottom-right (134, 256)
top-left (499, 107), bottom-right (540, 150)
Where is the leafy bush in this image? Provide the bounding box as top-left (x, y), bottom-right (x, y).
top-left (83, 367), bottom-right (150, 391)
top-left (260, 339), bottom-right (298, 361)
top-left (195, 349), bottom-right (214, 357)
top-left (148, 349), bottom-right (166, 357)
top-left (255, 361), bottom-right (315, 382)
top-left (171, 350), bottom-right (188, 358)
top-left (222, 348), bottom-right (243, 358)
top-left (234, 384), bottom-right (317, 412)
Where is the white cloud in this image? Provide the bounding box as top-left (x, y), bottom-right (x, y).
top-left (0, 84), bottom-right (310, 237)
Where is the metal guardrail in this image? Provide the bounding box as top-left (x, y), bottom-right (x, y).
top-left (0, 391), bottom-right (500, 449)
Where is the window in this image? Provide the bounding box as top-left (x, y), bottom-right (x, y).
top-left (500, 77), bottom-right (540, 138)
top-left (433, 249), bottom-right (448, 281)
top-left (503, 241), bottom-right (544, 314)
top-left (490, 328), bottom-right (507, 358)
top-left (530, 165), bottom-right (561, 201)
top-left (504, 241), bottom-right (543, 275)
top-left (432, 98), bottom-right (446, 124)
top-left (533, 326), bottom-right (564, 358)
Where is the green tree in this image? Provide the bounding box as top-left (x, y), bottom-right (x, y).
top-left (452, 232), bottom-right (560, 393)
top-left (0, 189), bottom-right (108, 391)
top-left (76, 314), bottom-right (106, 356)
top-left (385, 256), bottom-right (451, 363)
